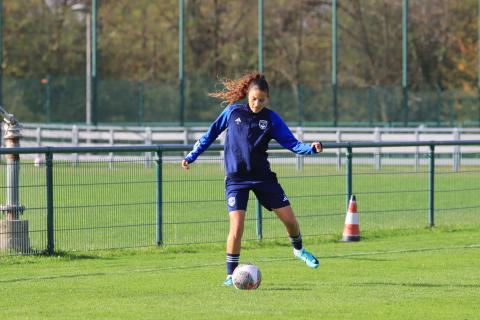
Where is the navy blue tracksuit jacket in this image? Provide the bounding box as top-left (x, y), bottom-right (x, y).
top-left (185, 103), bottom-right (317, 179)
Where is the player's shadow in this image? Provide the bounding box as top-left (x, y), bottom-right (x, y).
top-left (0, 272), bottom-right (109, 284)
top-left (48, 251), bottom-right (105, 260)
top-left (352, 282), bottom-right (480, 289)
top-left (333, 256), bottom-right (392, 262)
top-left (263, 287), bottom-right (313, 291)
top-left (263, 284), bottom-right (313, 291)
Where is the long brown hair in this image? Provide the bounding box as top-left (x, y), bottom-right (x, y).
top-left (209, 72), bottom-right (269, 105)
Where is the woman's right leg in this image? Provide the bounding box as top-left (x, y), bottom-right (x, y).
top-left (224, 210), bottom-right (245, 285)
top-left (227, 210), bottom-right (246, 254)
top-left (224, 178), bottom-right (249, 284)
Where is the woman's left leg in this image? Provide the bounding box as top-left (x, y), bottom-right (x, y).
top-left (252, 179), bottom-right (319, 268)
top-left (273, 205), bottom-right (300, 237)
top-left (273, 205), bottom-right (320, 269)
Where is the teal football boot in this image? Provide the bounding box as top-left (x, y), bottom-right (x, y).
top-left (294, 248), bottom-right (320, 269)
top-left (223, 275), bottom-right (233, 286)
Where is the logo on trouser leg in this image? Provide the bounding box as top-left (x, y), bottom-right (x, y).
top-left (283, 195), bottom-right (288, 202)
top-left (228, 196), bottom-right (236, 207)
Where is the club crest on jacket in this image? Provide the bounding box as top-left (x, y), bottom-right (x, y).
top-left (259, 120), bottom-right (268, 130)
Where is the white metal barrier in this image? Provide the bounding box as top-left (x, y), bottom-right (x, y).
top-left (14, 123), bottom-right (480, 170)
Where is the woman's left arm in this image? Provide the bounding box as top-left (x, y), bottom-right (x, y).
top-left (271, 112), bottom-right (322, 155)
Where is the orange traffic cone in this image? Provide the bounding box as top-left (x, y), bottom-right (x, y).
top-left (342, 195), bottom-right (360, 242)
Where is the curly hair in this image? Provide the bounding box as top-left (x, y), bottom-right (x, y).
top-left (209, 71), bottom-right (269, 105)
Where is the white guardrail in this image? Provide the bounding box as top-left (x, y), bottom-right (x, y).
top-left (8, 123), bottom-right (480, 170)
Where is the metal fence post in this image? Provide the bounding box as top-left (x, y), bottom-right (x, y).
top-left (108, 129), bottom-right (114, 169)
top-left (346, 146), bottom-right (353, 211)
top-left (34, 127), bottom-right (42, 167)
top-left (414, 129), bottom-right (420, 171)
top-left (452, 128), bottom-right (460, 172)
top-left (256, 199), bottom-right (262, 240)
top-left (46, 152), bottom-right (54, 255)
top-left (295, 127), bottom-right (304, 172)
top-left (374, 127), bottom-right (381, 171)
top-left (336, 130), bottom-right (341, 171)
top-left (429, 145), bottom-right (435, 227)
top-left (145, 127), bottom-right (152, 167)
top-left (156, 151), bottom-right (163, 245)
top-left (71, 125), bottom-right (79, 165)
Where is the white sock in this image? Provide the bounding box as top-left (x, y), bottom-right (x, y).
top-left (293, 247), bottom-right (304, 256)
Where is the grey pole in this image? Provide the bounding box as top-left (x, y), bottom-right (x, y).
top-left (0, 0), bottom-right (3, 145)
top-left (178, 0), bottom-right (185, 126)
top-left (332, 0), bottom-right (338, 127)
top-left (91, 0), bottom-right (97, 125)
top-left (402, 0), bottom-right (409, 126)
top-left (256, 0), bottom-right (264, 240)
top-left (0, 0), bottom-right (3, 108)
top-left (258, 0), bottom-right (264, 73)
top-left (478, 0), bottom-right (480, 124)
top-left (72, 2), bottom-right (92, 125)
top-left (86, 9), bottom-right (92, 125)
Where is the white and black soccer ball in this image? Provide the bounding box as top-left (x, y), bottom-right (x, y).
top-left (232, 263), bottom-right (262, 290)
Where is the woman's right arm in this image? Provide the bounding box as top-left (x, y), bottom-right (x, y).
top-left (182, 106), bottom-right (232, 169)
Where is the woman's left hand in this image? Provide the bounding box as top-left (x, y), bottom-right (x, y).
top-left (311, 141), bottom-right (323, 153)
top-left (181, 159), bottom-right (190, 170)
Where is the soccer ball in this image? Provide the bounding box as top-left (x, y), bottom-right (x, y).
top-left (232, 263), bottom-right (262, 290)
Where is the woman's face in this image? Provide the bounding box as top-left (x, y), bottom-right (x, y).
top-left (248, 86), bottom-right (269, 113)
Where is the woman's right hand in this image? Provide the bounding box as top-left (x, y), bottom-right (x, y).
top-left (181, 159), bottom-right (190, 170)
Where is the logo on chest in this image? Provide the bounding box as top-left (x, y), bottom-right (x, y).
top-left (258, 120), bottom-right (268, 130)
top-left (235, 117), bottom-right (242, 125)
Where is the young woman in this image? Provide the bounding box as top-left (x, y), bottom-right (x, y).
top-left (181, 72), bottom-right (322, 286)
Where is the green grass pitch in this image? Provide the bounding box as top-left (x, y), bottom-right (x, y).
top-left (0, 155), bottom-right (479, 319)
top-left (0, 227), bottom-right (479, 319)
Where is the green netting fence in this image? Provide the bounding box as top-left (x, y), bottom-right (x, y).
top-left (0, 141), bottom-right (479, 256)
top-left (3, 76), bottom-right (480, 127)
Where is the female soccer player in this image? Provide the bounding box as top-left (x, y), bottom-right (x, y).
top-left (181, 72), bottom-right (322, 286)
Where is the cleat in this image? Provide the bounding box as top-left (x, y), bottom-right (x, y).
top-left (294, 248), bottom-right (320, 269)
top-left (223, 275), bottom-right (233, 286)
